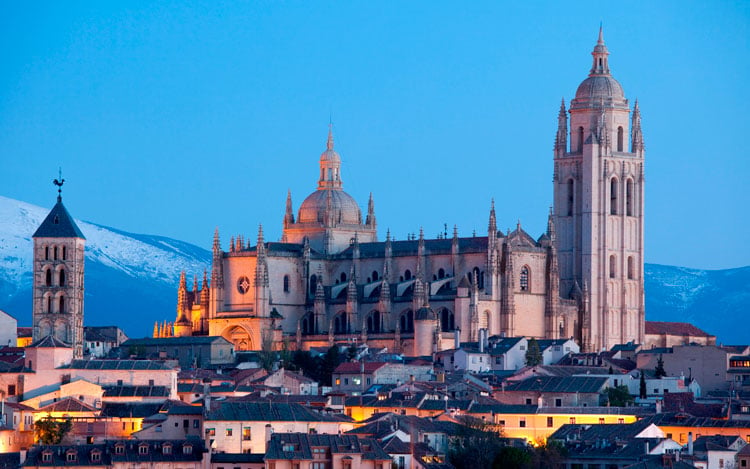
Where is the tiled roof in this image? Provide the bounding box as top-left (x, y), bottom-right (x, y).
top-left (23, 440), bottom-right (204, 466)
top-left (32, 200), bottom-right (85, 239)
top-left (645, 321), bottom-right (714, 337)
top-left (205, 401), bottom-right (341, 422)
top-left (333, 362), bottom-right (387, 374)
top-left (100, 402), bottom-right (163, 418)
top-left (38, 397), bottom-right (97, 413)
top-left (28, 335), bottom-right (70, 348)
top-left (123, 336), bottom-right (232, 347)
top-left (265, 433), bottom-right (390, 461)
top-left (61, 359), bottom-right (175, 370)
top-left (503, 376), bottom-right (608, 394)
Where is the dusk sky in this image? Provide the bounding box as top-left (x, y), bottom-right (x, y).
top-left (2, 2), bottom-right (748, 270)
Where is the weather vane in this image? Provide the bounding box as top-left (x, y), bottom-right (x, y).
top-left (53, 168), bottom-right (65, 201)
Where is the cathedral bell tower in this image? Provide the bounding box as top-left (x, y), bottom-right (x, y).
top-left (553, 28), bottom-right (645, 351)
top-left (32, 175), bottom-right (86, 359)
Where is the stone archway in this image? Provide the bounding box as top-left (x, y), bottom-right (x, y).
top-left (221, 325), bottom-right (255, 351)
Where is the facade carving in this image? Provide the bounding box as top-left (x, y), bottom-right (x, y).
top-left (168, 30), bottom-right (645, 353)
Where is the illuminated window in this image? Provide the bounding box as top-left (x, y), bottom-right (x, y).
top-left (547, 417), bottom-right (553, 427)
top-left (243, 427), bottom-right (251, 441)
top-left (207, 428), bottom-right (216, 436)
top-left (226, 428), bottom-right (233, 437)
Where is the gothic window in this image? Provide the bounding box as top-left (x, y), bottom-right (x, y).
top-left (59, 295), bottom-right (65, 313)
top-left (566, 179), bottom-right (574, 216)
top-left (609, 255), bottom-right (616, 279)
top-left (45, 269), bottom-right (52, 286)
top-left (438, 268), bottom-right (445, 279)
top-left (617, 126), bottom-right (624, 152)
top-left (404, 270), bottom-right (412, 281)
top-left (520, 266), bottom-right (530, 292)
top-left (627, 256), bottom-right (634, 280)
top-left (372, 271), bottom-right (379, 282)
top-left (59, 268), bottom-right (66, 286)
top-left (236, 276), bottom-right (250, 294)
top-left (340, 272), bottom-right (347, 283)
top-left (400, 310), bottom-right (414, 333)
top-left (309, 274), bottom-right (317, 296)
top-left (626, 179), bottom-right (634, 216)
top-left (577, 126), bottom-right (584, 152)
top-left (367, 311), bottom-right (381, 333)
top-left (283, 275), bottom-right (290, 293)
top-left (334, 313), bottom-right (347, 334)
top-left (610, 178), bottom-right (618, 215)
top-left (44, 246), bottom-right (49, 260)
top-left (301, 313), bottom-right (314, 335)
top-left (440, 309), bottom-right (455, 332)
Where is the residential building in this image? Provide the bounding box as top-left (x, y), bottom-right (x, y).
top-left (264, 432), bottom-right (391, 469)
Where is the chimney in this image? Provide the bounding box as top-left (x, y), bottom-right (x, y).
top-left (203, 382), bottom-right (211, 412)
top-left (479, 329), bottom-right (486, 353)
top-left (655, 399), bottom-right (662, 414)
top-left (644, 441), bottom-right (649, 454)
top-left (265, 424), bottom-right (273, 444)
top-left (454, 328), bottom-right (461, 350)
top-left (687, 432), bottom-right (693, 455)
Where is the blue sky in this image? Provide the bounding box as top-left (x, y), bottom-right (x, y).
top-left (1, 1), bottom-right (748, 270)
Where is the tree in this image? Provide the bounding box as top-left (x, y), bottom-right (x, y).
top-left (605, 385), bottom-right (634, 407)
top-left (35, 417), bottom-right (72, 444)
top-left (654, 355), bottom-right (667, 378)
top-left (528, 439), bottom-right (567, 469)
top-left (525, 338), bottom-right (543, 367)
top-left (320, 346), bottom-right (344, 387)
top-left (493, 446), bottom-right (531, 469)
top-left (639, 371), bottom-right (647, 398)
top-left (258, 329), bottom-right (277, 372)
top-left (449, 416), bottom-right (508, 469)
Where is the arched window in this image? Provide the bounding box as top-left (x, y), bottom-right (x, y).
top-left (334, 313), bottom-right (347, 334)
top-left (520, 266), bottom-right (530, 292)
top-left (62, 246), bottom-right (67, 260)
top-left (438, 268), bottom-right (445, 279)
top-left (627, 256), bottom-right (634, 280)
top-left (44, 246), bottom-right (49, 260)
top-left (59, 269), bottom-right (66, 286)
top-left (301, 313), bottom-right (315, 335)
top-left (610, 178), bottom-right (618, 215)
top-left (367, 311), bottom-right (381, 334)
top-left (53, 246), bottom-right (58, 260)
top-left (340, 272), bottom-right (347, 283)
top-left (45, 269), bottom-right (52, 287)
top-left (283, 275), bottom-right (290, 293)
top-left (626, 179), bottom-right (634, 216)
top-left (440, 309), bottom-right (455, 332)
top-left (617, 126), bottom-right (624, 152)
top-left (372, 271), bottom-right (379, 282)
top-left (59, 295), bottom-right (65, 313)
top-left (577, 126), bottom-right (584, 152)
top-left (309, 275), bottom-right (317, 296)
top-left (404, 270), bottom-right (412, 281)
top-left (609, 255), bottom-right (616, 279)
top-left (567, 179), bottom-right (574, 216)
top-left (400, 310), bottom-right (414, 333)
top-left (47, 296), bottom-right (52, 313)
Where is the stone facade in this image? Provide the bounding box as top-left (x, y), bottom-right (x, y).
top-left (31, 192), bottom-right (86, 359)
top-left (169, 30), bottom-right (646, 354)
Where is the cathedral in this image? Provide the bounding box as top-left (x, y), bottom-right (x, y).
top-left (165, 29), bottom-right (645, 354)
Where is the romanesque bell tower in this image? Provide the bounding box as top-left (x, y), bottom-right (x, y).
top-left (553, 29), bottom-right (645, 351)
top-left (32, 177), bottom-right (86, 359)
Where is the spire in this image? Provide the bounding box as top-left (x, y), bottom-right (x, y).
top-left (365, 192), bottom-right (376, 227)
top-left (555, 98), bottom-right (568, 154)
top-left (284, 190), bottom-right (295, 227)
top-left (590, 26), bottom-right (611, 76)
top-left (547, 207), bottom-right (556, 242)
top-left (53, 168), bottom-right (65, 203)
top-left (488, 199), bottom-right (497, 236)
top-left (256, 224), bottom-right (266, 258)
top-left (318, 124), bottom-right (343, 190)
top-left (631, 99), bottom-right (645, 152)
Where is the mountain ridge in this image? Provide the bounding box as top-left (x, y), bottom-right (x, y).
top-left (0, 195), bottom-right (747, 344)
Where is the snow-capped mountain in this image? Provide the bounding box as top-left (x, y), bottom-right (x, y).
top-left (0, 195), bottom-right (210, 338)
top-left (0, 195), bottom-right (747, 343)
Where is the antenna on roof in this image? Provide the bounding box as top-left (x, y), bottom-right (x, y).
top-left (53, 167), bottom-right (65, 202)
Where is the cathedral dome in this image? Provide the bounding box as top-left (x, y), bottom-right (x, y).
top-left (574, 75), bottom-right (624, 101)
top-left (297, 189), bottom-right (362, 225)
top-left (415, 306), bottom-right (436, 321)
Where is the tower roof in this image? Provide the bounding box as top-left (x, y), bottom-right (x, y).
top-left (571, 28), bottom-right (627, 109)
top-left (32, 199), bottom-right (85, 239)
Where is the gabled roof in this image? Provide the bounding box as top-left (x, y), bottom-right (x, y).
top-left (38, 397), bottom-right (97, 413)
top-left (503, 376), bottom-right (608, 394)
top-left (265, 433), bottom-right (390, 461)
top-left (122, 336), bottom-right (232, 347)
top-left (333, 362), bottom-right (387, 374)
top-left (205, 401), bottom-right (345, 423)
top-left (28, 335), bottom-right (70, 348)
top-left (32, 199), bottom-right (85, 239)
top-left (645, 321), bottom-right (714, 338)
top-left (102, 385), bottom-right (170, 398)
top-left (60, 359), bottom-right (175, 370)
